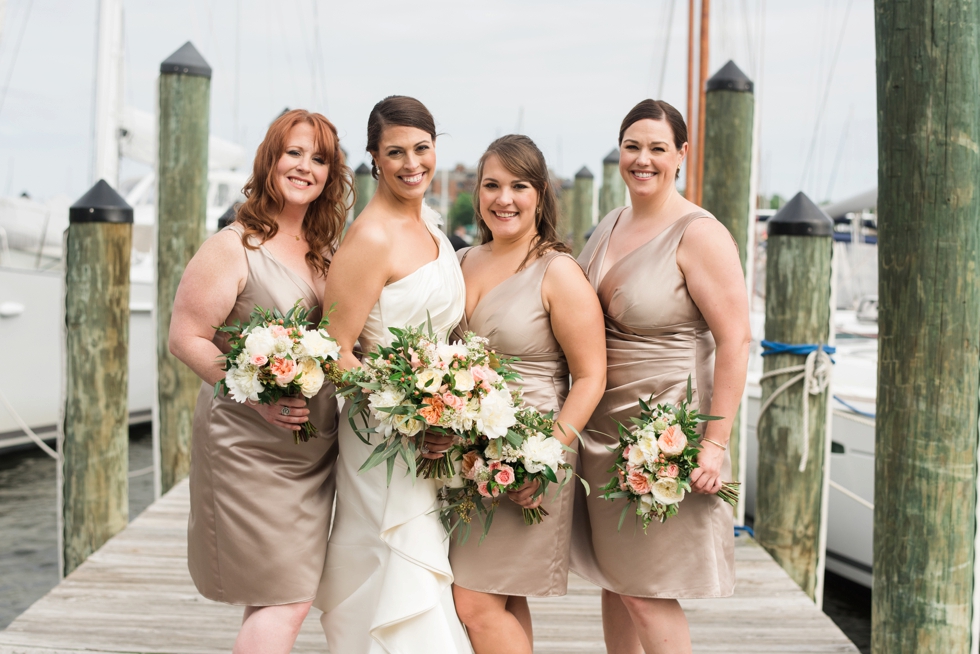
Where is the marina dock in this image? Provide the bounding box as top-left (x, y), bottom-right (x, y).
top-left (0, 480), bottom-right (858, 654)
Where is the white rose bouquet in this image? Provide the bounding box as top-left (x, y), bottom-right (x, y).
top-left (335, 322), bottom-right (522, 484)
top-left (600, 377), bottom-right (738, 531)
top-left (214, 300), bottom-right (340, 444)
top-left (438, 407), bottom-right (582, 544)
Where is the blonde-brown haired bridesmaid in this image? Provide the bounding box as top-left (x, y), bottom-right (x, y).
top-left (570, 100), bottom-right (751, 654)
top-left (450, 134), bottom-right (606, 654)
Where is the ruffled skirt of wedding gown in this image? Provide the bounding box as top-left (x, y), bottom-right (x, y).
top-left (315, 413), bottom-right (471, 653)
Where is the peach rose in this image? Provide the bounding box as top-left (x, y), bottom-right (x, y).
top-left (462, 451), bottom-right (485, 480)
top-left (442, 392), bottom-right (465, 412)
top-left (494, 464), bottom-right (515, 487)
top-left (660, 463), bottom-right (680, 478)
top-left (627, 468), bottom-right (652, 495)
top-left (477, 481), bottom-right (500, 498)
top-left (270, 356), bottom-right (298, 386)
top-left (658, 423), bottom-right (688, 456)
top-left (250, 354), bottom-right (268, 367)
top-left (409, 348), bottom-right (423, 369)
top-left (270, 325), bottom-right (289, 338)
top-left (418, 395), bottom-right (445, 425)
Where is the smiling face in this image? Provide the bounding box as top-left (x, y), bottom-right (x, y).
top-left (619, 118), bottom-right (687, 199)
top-left (477, 154), bottom-right (540, 243)
top-left (274, 122), bottom-right (329, 208)
top-left (372, 125), bottom-right (436, 201)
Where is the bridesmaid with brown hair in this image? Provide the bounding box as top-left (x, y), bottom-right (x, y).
top-left (170, 109), bottom-right (351, 653)
top-left (570, 100), bottom-right (751, 654)
top-left (450, 134), bottom-right (606, 654)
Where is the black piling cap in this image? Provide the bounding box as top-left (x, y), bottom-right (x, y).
top-left (160, 42), bottom-right (212, 79)
top-left (217, 205), bottom-right (237, 230)
top-left (603, 148), bottom-right (620, 165)
top-left (575, 166), bottom-right (594, 179)
top-left (355, 163), bottom-right (372, 175)
top-left (69, 180), bottom-right (133, 224)
top-left (706, 60), bottom-right (753, 93)
top-left (768, 192), bottom-right (833, 237)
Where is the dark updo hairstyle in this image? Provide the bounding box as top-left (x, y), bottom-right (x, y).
top-left (474, 134), bottom-right (570, 271)
top-left (366, 95), bottom-right (437, 180)
top-left (618, 99), bottom-right (688, 179)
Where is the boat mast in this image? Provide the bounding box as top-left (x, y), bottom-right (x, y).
top-left (686, 0), bottom-right (695, 200)
top-left (92, 0), bottom-right (124, 188)
top-left (696, 0), bottom-right (710, 205)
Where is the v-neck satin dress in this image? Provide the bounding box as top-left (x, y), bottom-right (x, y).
top-left (569, 208), bottom-right (735, 599)
top-left (449, 248), bottom-right (579, 597)
top-left (188, 224), bottom-right (340, 606)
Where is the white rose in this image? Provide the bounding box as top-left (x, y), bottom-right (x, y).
top-left (299, 329), bottom-right (341, 360)
top-left (369, 385), bottom-right (407, 431)
top-left (453, 369), bottom-right (475, 392)
top-left (393, 402), bottom-right (423, 437)
top-left (416, 368), bottom-right (445, 393)
top-left (484, 438), bottom-right (503, 461)
top-left (628, 443), bottom-right (649, 467)
top-left (636, 432), bottom-right (660, 466)
top-left (437, 342), bottom-right (468, 364)
top-left (639, 493), bottom-right (656, 514)
top-left (519, 433), bottom-right (565, 474)
top-left (650, 477), bottom-right (685, 506)
top-left (225, 364), bottom-right (263, 403)
top-left (297, 358), bottom-right (325, 398)
top-left (244, 328), bottom-right (275, 359)
top-left (476, 387), bottom-right (517, 439)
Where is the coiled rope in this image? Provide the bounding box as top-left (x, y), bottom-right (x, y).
top-left (758, 340), bottom-right (836, 472)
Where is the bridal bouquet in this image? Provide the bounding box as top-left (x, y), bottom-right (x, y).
top-left (214, 301), bottom-right (340, 444)
top-left (600, 378), bottom-right (738, 531)
top-left (438, 407), bottom-right (581, 544)
top-left (335, 323), bottom-right (522, 484)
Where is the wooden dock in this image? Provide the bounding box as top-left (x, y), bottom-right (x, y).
top-left (0, 480), bottom-right (859, 653)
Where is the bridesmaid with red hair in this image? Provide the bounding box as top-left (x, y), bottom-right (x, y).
top-left (170, 109), bottom-right (351, 653)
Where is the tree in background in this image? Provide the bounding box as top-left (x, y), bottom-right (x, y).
top-left (449, 192), bottom-right (475, 230)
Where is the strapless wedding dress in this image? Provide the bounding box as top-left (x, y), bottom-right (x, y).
top-left (315, 206), bottom-right (471, 653)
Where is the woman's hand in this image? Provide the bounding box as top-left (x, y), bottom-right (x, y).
top-left (420, 432), bottom-right (453, 460)
top-left (247, 396), bottom-right (310, 431)
top-left (690, 442), bottom-right (725, 494)
top-left (507, 479), bottom-right (543, 509)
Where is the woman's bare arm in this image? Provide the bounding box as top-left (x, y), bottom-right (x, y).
top-left (677, 218), bottom-right (751, 494)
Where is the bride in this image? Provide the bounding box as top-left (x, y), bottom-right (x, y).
top-left (314, 96), bottom-right (471, 653)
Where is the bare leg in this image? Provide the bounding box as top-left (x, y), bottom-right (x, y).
top-left (602, 589), bottom-right (642, 654)
top-left (233, 601), bottom-right (312, 654)
top-left (506, 595), bottom-right (534, 648)
top-left (620, 594), bottom-right (692, 654)
top-left (454, 585), bottom-right (532, 654)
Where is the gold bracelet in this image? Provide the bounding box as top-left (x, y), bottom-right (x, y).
top-left (702, 437), bottom-right (727, 451)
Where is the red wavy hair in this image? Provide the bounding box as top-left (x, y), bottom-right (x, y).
top-left (236, 109), bottom-right (353, 276)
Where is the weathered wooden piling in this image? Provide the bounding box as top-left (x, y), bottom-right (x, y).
top-left (873, 2), bottom-right (980, 651)
top-left (701, 60), bottom-right (754, 521)
top-left (558, 179), bottom-right (574, 247)
top-left (61, 180), bottom-right (133, 576)
top-left (599, 148), bottom-right (624, 218)
top-left (353, 162), bottom-right (375, 219)
top-left (755, 192), bottom-right (833, 604)
top-left (571, 166), bottom-right (593, 256)
top-left (157, 42), bottom-right (210, 495)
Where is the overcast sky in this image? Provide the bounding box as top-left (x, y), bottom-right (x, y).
top-left (0, 0), bottom-right (876, 205)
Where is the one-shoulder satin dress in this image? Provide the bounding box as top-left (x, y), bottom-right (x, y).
top-left (315, 206), bottom-right (471, 653)
top-left (450, 249), bottom-right (579, 597)
top-left (570, 208), bottom-right (735, 599)
top-left (188, 224), bottom-right (340, 605)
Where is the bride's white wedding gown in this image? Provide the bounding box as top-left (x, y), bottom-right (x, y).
top-left (315, 206), bottom-right (471, 653)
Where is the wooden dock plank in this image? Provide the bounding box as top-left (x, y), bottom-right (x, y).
top-left (0, 480), bottom-right (858, 653)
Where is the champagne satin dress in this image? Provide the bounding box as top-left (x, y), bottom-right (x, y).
top-left (187, 225), bottom-right (339, 606)
top-left (570, 208), bottom-right (735, 599)
top-left (449, 249), bottom-right (579, 597)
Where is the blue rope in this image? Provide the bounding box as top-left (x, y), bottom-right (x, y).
top-left (734, 525), bottom-right (755, 538)
top-left (760, 340), bottom-right (837, 358)
top-left (833, 395), bottom-right (876, 419)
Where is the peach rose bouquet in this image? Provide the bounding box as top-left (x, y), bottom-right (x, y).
top-left (334, 322), bottom-right (523, 484)
top-left (214, 300), bottom-right (340, 444)
top-left (600, 377), bottom-right (738, 530)
top-left (438, 407), bottom-right (582, 544)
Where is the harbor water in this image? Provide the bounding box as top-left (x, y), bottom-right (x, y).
top-left (0, 426), bottom-right (870, 652)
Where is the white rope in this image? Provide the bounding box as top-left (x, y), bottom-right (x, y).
top-left (757, 349), bottom-right (832, 472)
top-left (0, 387), bottom-right (60, 460)
top-left (829, 479), bottom-right (874, 510)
